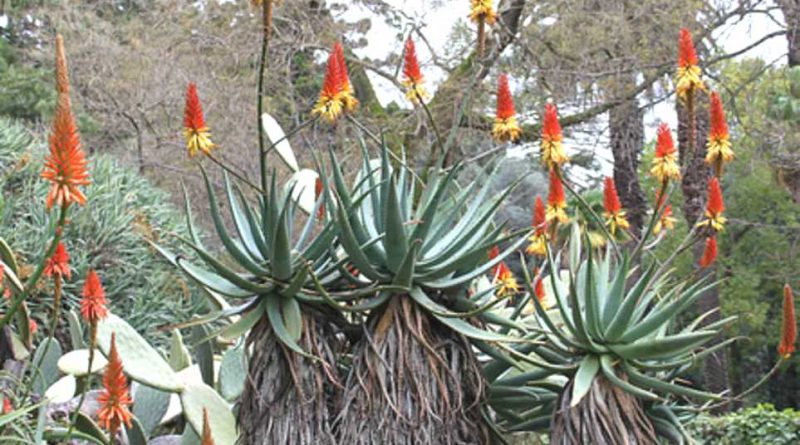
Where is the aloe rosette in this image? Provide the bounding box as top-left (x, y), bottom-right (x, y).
top-left (329, 142), bottom-right (531, 445)
top-left (491, 225), bottom-right (734, 444)
top-left (152, 165), bottom-right (349, 444)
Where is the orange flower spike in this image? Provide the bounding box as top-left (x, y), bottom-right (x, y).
top-left (2, 397), bottom-right (11, 414)
top-left (402, 38), bottom-right (429, 104)
top-left (469, 0), bottom-right (497, 25)
top-left (540, 103), bottom-right (569, 169)
top-left (97, 333), bottom-right (133, 439)
top-left (526, 196), bottom-right (549, 256)
top-left (492, 74), bottom-right (522, 143)
top-left (312, 51), bottom-right (345, 123)
top-left (183, 83), bottom-right (216, 157)
top-left (81, 270), bottom-right (109, 325)
top-left (675, 28), bottom-right (705, 101)
top-left (698, 235), bottom-right (717, 268)
top-left (602, 177), bottom-right (630, 235)
top-left (44, 242), bottom-right (71, 280)
top-left (778, 284), bottom-right (797, 359)
top-left (41, 95), bottom-right (90, 210)
top-left (201, 408), bottom-right (216, 445)
top-left (706, 92), bottom-right (734, 176)
top-left (545, 170), bottom-right (569, 225)
top-left (333, 42), bottom-right (359, 112)
top-left (650, 123), bottom-right (681, 183)
top-left (697, 177), bottom-right (727, 232)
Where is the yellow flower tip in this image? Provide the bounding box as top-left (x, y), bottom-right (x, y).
top-left (604, 210), bottom-right (630, 236)
top-left (494, 271), bottom-right (519, 297)
top-left (526, 233), bottom-right (548, 257)
top-left (403, 80), bottom-right (430, 105)
top-left (654, 214), bottom-right (677, 235)
top-left (469, 0), bottom-right (497, 25)
top-left (492, 117), bottom-right (522, 143)
top-left (545, 204), bottom-right (569, 225)
top-left (650, 154), bottom-right (681, 183)
top-left (705, 137), bottom-right (734, 166)
top-left (675, 65), bottom-right (706, 101)
top-left (337, 83), bottom-right (359, 113)
top-left (312, 94), bottom-right (344, 123)
top-left (540, 139), bottom-right (569, 169)
top-left (696, 212), bottom-right (727, 233)
top-left (183, 127), bottom-right (215, 157)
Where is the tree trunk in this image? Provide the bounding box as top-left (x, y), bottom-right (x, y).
top-left (609, 85), bottom-right (647, 234)
top-left (777, 0), bottom-right (800, 67)
top-left (677, 92), bottom-right (731, 405)
top-left (336, 296), bottom-right (489, 445)
top-left (238, 311), bottom-right (341, 445)
top-left (551, 374), bottom-right (658, 445)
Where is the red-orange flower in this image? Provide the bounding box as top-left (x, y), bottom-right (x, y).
top-left (675, 28), bottom-right (705, 100)
top-left (333, 42), bottom-right (359, 112)
top-left (488, 245), bottom-right (501, 276)
top-left (29, 319), bottom-right (38, 335)
top-left (706, 91), bottom-right (734, 176)
top-left (2, 397), bottom-right (11, 414)
top-left (603, 177), bottom-right (630, 235)
top-left (533, 267), bottom-right (545, 304)
top-left (699, 235), bottom-right (717, 268)
top-left (697, 177), bottom-right (726, 232)
top-left (315, 177), bottom-right (325, 221)
top-left (492, 74), bottom-right (521, 143)
top-left (201, 408), bottom-right (216, 445)
top-left (402, 38), bottom-right (428, 104)
top-left (651, 123), bottom-right (680, 182)
top-left (778, 284), bottom-right (797, 359)
top-left (312, 50), bottom-right (345, 122)
top-left (540, 103), bottom-right (568, 168)
top-left (41, 95), bottom-right (90, 210)
top-left (97, 333), bottom-right (133, 439)
top-left (526, 196), bottom-right (548, 256)
top-left (44, 242), bottom-right (71, 280)
top-left (81, 270), bottom-right (109, 325)
top-left (493, 262), bottom-right (519, 297)
top-left (183, 83), bottom-right (216, 157)
top-left (546, 169), bottom-right (568, 224)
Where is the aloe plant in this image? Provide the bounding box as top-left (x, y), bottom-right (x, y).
top-left (489, 225), bottom-right (735, 445)
top-left (153, 159), bottom-right (352, 444)
top-left (322, 142), bottom-right (530, 445)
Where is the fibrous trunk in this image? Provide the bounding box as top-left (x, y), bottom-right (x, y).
top-left (238, 310), bottom-right (340, 445)
top-left (336, 296), bottom-right (489, 445)
top-left (551, 375), bottom-right (658, 445)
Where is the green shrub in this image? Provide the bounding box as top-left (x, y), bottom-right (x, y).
top-left (687, 404), bottom-right (800, 445)
top-left (0, 118), bottom-right (204, 345)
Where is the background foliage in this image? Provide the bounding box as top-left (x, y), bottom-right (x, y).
top-left (0, 118), bottom-right (205, 345)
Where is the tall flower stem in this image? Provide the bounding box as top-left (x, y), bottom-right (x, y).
top-left (65, 323), bottom-right (97, 440)
top-left (631, 179), bottom-right (670, 260)
top-left (419, 97), bottom-right (445, 161)
top-left (22, 275), bottom-right (62, 399)
top-left (477, 18), bottom-right (486, 57)
top-left (0, 206), bottom-right (68, 329)
top-left (257, 0), bottom-right (274, 192)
